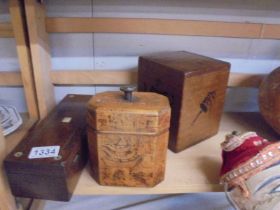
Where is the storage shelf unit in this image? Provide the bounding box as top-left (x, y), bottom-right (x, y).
top-left (1, 0), bottom-right (280, 209)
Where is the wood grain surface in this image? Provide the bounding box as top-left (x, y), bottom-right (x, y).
top-left (4, 95), bottom-right (91, 201)
top-left (0, 127), bottom-right (17, 210)
top-left (46, 17), bottom-right (261, 38)
top-left (25, 0), bottom-right (55, 118)
top-left (0, 71), bottom-right (265, 88)
top-left (9, 0), bottom-right (39, 119)
top-left (46, 17), bottom-right (280, 40)
top-left (138, 51), bottom-right (230, 152)
top-left (0, 22), bottom-right (13, 38)
top-left (87, 91), bottom-right (171, 187)
top-left (259, 67), bottom-right (280, 135)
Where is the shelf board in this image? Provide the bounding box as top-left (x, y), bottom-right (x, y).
top-left (74, 112), bottom-right (279, 195)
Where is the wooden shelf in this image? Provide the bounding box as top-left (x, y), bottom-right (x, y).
top-left (74, 112), bottom-right (278, 195)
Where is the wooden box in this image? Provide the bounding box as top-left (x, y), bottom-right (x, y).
top-left (4, 94), bottom-right (91, 201)
top-left (259, 67), bottom-right (280, 135)
top-left (87, 87), bottom-right (171, 187)
top-left (138, 51), bottom-right (230, 152)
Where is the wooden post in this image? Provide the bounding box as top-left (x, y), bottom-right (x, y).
top-left (0, 22), bottom-right (14, 38)
top-left (24, 0), bottom-right (55, 118)
top-left (0, 127), bottom-right (17, 210)
top-left (9, 0), bottom-right (39, 119)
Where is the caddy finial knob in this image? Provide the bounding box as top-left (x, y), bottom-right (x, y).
top-left (120, 86), bottom-right (136, 102)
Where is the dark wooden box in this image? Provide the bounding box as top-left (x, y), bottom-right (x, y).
top-left (4, 94), bottom-right (91, 201)
top-left (138, 51), bottom-right (230, 152)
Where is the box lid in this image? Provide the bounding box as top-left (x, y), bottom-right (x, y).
top-left (87, 87), bottom-right (171, 135)
top-left (140, 51), bottom-right (230, 77)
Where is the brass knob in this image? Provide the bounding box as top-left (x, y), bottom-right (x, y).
top-left (120, 86), bottom-right (136, 102)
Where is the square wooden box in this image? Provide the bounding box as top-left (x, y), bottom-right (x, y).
top-left (4, 95), bottom-right (91, 201)
top-left (138, 51), bottom-right (230, 152)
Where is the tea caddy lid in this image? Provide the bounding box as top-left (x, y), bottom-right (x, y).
top-left (87, 86), bottom-right (171, 134)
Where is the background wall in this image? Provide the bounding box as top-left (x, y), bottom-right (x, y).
top-left (1, 0), bottom-right (280, 112)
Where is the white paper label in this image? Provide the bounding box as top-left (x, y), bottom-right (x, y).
top-left (61, 117), bottom-right (72, 123)
top-left (28, 146), bottom-right (60, 159)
